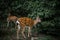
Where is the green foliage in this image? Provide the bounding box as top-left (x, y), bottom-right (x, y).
top-left (0, 0), bottom-right (60, 36)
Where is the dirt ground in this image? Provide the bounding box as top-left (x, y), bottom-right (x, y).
top-left (0, 28), bottom-right (60, 40)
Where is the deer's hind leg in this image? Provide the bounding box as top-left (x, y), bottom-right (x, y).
top-left (17, 28), bottom-right (20, 39)
top-left (7, 20), bottom-right (10, 27)
top-left (17, 24), bottom-right (20, 39)
top-left (14, 21), bottom-right (17, 29)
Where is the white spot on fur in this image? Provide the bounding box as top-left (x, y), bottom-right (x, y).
top-left (16, 20), bottom-right (20, 29)
top-left (16, 20), bottom-right (20, 24)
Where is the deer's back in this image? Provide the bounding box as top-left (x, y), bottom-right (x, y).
top-left (18, 17), bottom-right (34, 27)
top-left (8, 16), bottom-right (17, 21)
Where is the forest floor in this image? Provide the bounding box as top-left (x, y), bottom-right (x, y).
top-left (0, 28), bottom-right (60, 40)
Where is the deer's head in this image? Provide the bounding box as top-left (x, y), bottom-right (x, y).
top-left (34, 16), bottom-right (41, 25)
top-left (36, 16), bottom-right (41, 22)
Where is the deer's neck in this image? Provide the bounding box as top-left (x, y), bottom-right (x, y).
top-left (34, 20), bottom-right (38, 25)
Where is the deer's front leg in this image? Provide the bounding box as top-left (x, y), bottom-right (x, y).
top-left (21, 27), bottom-right (26, 38)
top-left (28, 27), bottom-right (31, 37)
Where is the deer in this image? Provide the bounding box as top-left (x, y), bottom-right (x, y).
top-left (16, 16), bottom-right (41, 39)
top-left (7, 13), bottom-right (18, 28)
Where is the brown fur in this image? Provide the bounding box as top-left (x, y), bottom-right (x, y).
top-left (7, 16), bottom-right (17, 21)
top-left (18, 17), bottom-right (34, 28)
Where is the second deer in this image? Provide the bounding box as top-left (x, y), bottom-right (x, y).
top-left (7, 13), bottom-right (17, 27)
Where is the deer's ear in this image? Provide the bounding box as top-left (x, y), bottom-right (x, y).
top-left (36, 16), bottom-right (40, 19)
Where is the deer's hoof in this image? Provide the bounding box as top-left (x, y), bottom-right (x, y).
top-left (23, 36), bottom-right (26, 39)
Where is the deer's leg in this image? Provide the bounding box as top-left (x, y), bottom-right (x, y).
top-left (14, 21), bottom-right (17, 29)
top-left (28, 27), bottom-right (31, 37)
top-left (21, 27), bottom-right (26, 38)
top-left (7, 21), bottom-right (9, 27)
top-left (17, 24), bottom-right (20, 39)
top-left (17, 29), bottom-right (20, 39)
